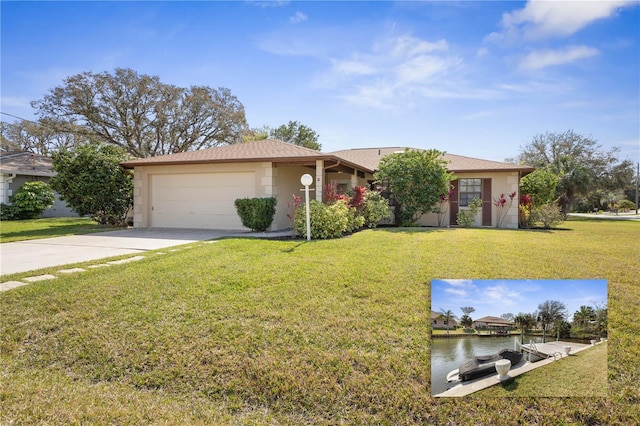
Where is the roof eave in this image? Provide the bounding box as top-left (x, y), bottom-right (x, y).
top-left (122, 155), bottom-right (375, 174)
top-left (449, 167), bottom-right (535, 174)
top-left (0, 169), bottom-right (55, 177)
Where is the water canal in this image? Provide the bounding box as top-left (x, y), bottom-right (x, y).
top-left (431, 335), bottom-right (544, 395)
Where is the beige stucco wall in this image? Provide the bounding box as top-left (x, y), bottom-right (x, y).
top-left (131, 163), bottom-right (521, 231)
top-left (271, 165), bottom-right (317, 231)
top-left (133, 162), bottom-right (335, 231)
top-left (133, 162), bottom-right (275, 230)
top-left (409, 171), bottom-right (521, 229)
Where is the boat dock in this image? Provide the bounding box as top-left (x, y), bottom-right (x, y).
top-left (434, 340), bottom-right (599, 397)
top-left (520, 340), bottom-right (591, 362)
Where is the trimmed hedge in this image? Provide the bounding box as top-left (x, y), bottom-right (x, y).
top-left (234, 197), bottom-right (277, 232)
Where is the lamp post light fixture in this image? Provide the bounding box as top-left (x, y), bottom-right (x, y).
top-left (300, 174), bottom-right (313, 241)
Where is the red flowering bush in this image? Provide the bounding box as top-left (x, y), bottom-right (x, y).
top-left (493, 191), bottom-right (517, 227)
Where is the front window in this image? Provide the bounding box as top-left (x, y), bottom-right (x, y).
top-left (459, 178), bottom-right (482, 207)
top-left (377, 179), bottom-right (395, 206)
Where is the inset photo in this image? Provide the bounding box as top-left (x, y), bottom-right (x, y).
top-left (430, 279), bottom-right (608, 397)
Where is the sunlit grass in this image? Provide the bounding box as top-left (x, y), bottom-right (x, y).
top-left (0, 217), bottom-right (109, 243)
top-left (478, 342), bottom-right (608, 397)
top-left (1, 219), bottom-right (638, 424)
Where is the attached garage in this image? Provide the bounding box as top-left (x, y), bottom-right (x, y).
top-left (150, 172), bottom-right (256, 229)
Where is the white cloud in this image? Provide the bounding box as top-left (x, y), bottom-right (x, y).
top-left (445, 288), bottom-right (468, 297)
top-left (520, 45), bottom-right (600, 70)
top-left (331, 58), bottom-right (376, 76)
top-left (444, 279), bottom-right (474, 287)
top-left (483, 284), bottom-right (522, 307)
top-left (440, 279), bottom-right (477, 298)
top-left (493, 0), bottom-right (637, 40)
top-left (290, 11), bottom-right (307, 24)
top-left (476, 47), bottom-right (489, 58)
top-left (247, 0), bottom-right (289, 8)
top-left (323, 34), bottom-right (468, 108)
top-left (395, 55), bottom-right (453, 85)
top-left (384, 36), bottom-right (448, 57)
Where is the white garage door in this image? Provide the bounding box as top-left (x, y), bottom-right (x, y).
top-left (150, 172), bottom-right (256, 229)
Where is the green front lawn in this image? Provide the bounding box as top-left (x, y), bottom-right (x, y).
top-left (1, 219), bottom-right (638, 424)
top-left (0, 217), bottom-right (109, 243)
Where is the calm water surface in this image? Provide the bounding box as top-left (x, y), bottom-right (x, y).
top-left (431, 336), bottom-right (543, 395)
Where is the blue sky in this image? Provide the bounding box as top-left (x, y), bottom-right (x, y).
top-left (431, 279), bottom-right (608, 323)
top-left (1, 1), bottom-right (638, 162)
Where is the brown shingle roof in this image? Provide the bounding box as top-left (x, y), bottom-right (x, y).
top-left (330, 147), bottom-right (534, 173)
top-left (122, 139), bottom-right (329, 167)
top-left (121, 140), bottom-right (534, 175)
top-left (122, 139), bottom-right (377, 174)
top-left (0, 152), bottom-right (55, 177)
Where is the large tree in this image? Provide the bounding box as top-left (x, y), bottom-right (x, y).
top-left (269, 120), bottom-right (321, 151)
top-left (374, 149), bottom-right (453, 225)
top-left (1, 119), bottom-right (91, 155)
top-left (553, 156), bottom-right (592, 217)
top-left (51, 144), bottom-right (133, 226)
top-left (537, 300), bottom-right (567, 343)
top-left (507, 130), bottom-right (619, 172)
top-left (32, 68), bottom-right (248, 158)
top-left (508, 130), bottom-right (635, 212)
top-left (573, 305), bottom-right (596, 327)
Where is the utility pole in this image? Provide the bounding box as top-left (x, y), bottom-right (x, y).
top-left (636, 161), bottom-right (640, 216)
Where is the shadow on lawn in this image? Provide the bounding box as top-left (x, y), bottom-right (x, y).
top-left (499, 377), bottom-right (518, 392)
top-left (281, 241), bottom-right (307, 253)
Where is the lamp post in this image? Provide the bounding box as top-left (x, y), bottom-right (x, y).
top-left (301, 174), bottom-right (313, 241)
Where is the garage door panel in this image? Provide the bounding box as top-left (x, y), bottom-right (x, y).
top-left (151, 172), bottom-right (256, 229)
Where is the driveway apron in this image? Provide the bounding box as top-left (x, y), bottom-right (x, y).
top-left (0, 228), bottom-right (237, 276)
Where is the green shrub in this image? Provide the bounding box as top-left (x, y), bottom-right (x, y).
top-left (51, 144), bottom-right (132, 226)
top-left (234, 197), bottom-right (277, 232)
top-left (457, 198), bottom-right (482, 227)
top-left (295, 200), bottom-right (354, 239)
top-left (346, 205), bottom-right (365, 232)
top-left (617, 199), bottom-right (635, 211)
top-left (0, 203), bottom-right (19, 220)
top-left (531, 203), bottom-right (564, 229)
top-left (1, 181), bottom-right (55, 220)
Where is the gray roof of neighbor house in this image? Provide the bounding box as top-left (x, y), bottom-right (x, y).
top-left (121, 139), bottom-right (534, 175)
top-left (121, 139), bottom-right (375, 173)
top-left (0, 151), bottom-right (55, 177)
top-left (329, 147), bottom-right (535, 174)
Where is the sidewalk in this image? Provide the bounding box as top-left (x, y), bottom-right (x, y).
top-left (569, 212), bottom-right (640, 221)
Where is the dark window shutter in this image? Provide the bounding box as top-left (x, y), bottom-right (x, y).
top-left (482, 178), bottom-right (492, 226)
top-left (450, 179), bottom-right (459, 225)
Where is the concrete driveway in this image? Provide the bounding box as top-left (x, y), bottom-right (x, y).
top-left (0, 228), bottom-right (241, 276)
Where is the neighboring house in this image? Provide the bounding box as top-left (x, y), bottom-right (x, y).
top-left (472, 316), bottom-right (515, 331)
top-left (431, 311), bottom-right (458, 329)
top-left (0, 151), bottom-right (76, 218)
top-left (121, 139), bottom-right (534, 231)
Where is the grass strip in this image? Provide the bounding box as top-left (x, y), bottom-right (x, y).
top-left (0, 217), bottom-right (109, 243)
